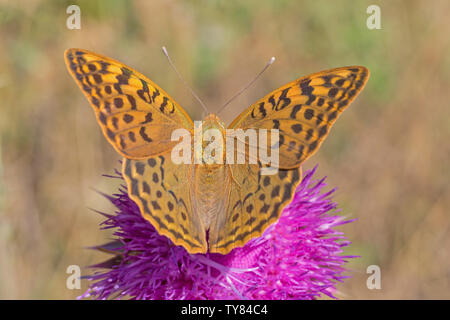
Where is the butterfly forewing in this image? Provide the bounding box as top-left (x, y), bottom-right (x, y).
top-left (229, 66), bottom-right (369, 168)
top-left (212, 67), bottom-right (369, 254)
top-left (64, 48), bottom-right (193, 159)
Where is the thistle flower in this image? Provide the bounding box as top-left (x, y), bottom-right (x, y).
top-left (80, 166), bottom-right (355, 300)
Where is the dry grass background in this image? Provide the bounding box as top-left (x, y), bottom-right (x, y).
top-left (0, 0), bottom-right (449, 299)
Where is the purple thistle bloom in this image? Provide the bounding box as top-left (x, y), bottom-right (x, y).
top-left (80, 166), bottom-right (356, 300)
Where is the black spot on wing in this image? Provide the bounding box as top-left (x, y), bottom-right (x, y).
top-left (139, 126), bottom-right (152, 142)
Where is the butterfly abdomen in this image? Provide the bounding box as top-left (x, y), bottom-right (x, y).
top-left (191, 163), bottom-right (231, 232)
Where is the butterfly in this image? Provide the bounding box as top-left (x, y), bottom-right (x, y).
top-left (65, 48), bottom-right (369, 255)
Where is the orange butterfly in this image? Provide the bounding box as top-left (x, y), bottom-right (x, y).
top-left (65, 48), bottom-right (369, 254)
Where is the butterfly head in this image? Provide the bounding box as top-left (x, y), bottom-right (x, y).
top-left (193, 114), bottom-right (226, 165)
top-left (203, 113), bottom-right (225, 128)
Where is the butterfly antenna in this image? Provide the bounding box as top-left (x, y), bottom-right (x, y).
top-left (217, 56), bottom-right (275, 116)
top-left (162, 46), bottom-right (209, 115)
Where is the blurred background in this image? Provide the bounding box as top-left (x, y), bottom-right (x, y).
top-left (0, 0), bottom-right (449, 299)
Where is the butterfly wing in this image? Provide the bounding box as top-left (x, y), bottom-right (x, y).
top-left (229, 66), bottom-right (369, 168)
top-left (123, 156), bottom-right (207, 253)
top-left (64, 48), bottom-right (193, 159)
top-left (209, 67), bottom-right (369, 254)
top-left (208, 163), bottom-right (301, 254)
top-left (65, 49), bottom-right (209, 253)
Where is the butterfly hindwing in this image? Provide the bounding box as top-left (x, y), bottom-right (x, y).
top-left (208, 163), bottom-right (301, 254)
top-left (211, 67), bottom-right (369, 254)
top-left (64, 48), bottom-right (193, 159)
top-left (123, 154), bottom-right (208, 254)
